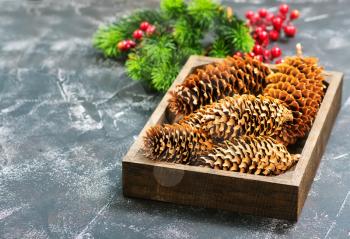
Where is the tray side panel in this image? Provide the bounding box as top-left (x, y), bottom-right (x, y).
top-left (296, 72), bottom-right (343, 215)
top-left (123, 160), bottom-right (299, 220)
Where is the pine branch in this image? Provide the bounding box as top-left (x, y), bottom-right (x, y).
top-left (160, 0), bottom-right (186, 18)
top-left (228, 23), bottom-right (254, 53)
top-left (188, 0), bottom-right (219, 29)
top-left (172, 17), bottom-right (202, 47)
top-left (151, 63), bottom-right (180, 92)
top-left (209, 38), bottom-right (231, 58)
top-left (215, 14), bottom-right (254, 53)
top-left (93, 10), bottom-right (165, 58)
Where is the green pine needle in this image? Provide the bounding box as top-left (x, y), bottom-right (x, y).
top-left (209, 39), bottom-right (231, 58)
top-left (93, 24), bottom-right (124, 58)
top-left (125, 53), bottom-right (145, 81)
top-left (188, 0), bottom-right (219, 29)
top-left (151, 63), bottom-right (180, 92)
top-left (160, 0), bottom-right (186, 18)
top-left (230, 24), bottom-right (254, 53)
top-left (173, 18), bottom-right (202, 46)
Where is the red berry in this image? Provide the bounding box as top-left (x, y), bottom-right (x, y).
top-left (140, 21), bottom-right (150, 31)
top-left (290, 10), bottom-right (300, 20)
top-left (146, 25), bottom-right (156, 36)
top-left (249, 14), bottom-right (260, 25)
top-left (261, 38), bottom-right (269, 47)
top-left (253, 44), bottom-right (264, 55)
top-left (263, 49), bottom-right (271, 60)
top-left (255, 26), bottom-right (265, 33)
top-left (266, 12), bottom-right (274, 23)
top-left (271, 46), bottom-right (282, 58)
top-left (117, 41), bottom-right (126, 51)
top-left (279, 4), bottom-right (289, 15)
top-left (245, 10), bottom-right (255, 19)
top-left (258, 8), bottom-right (268, 18)
top-left (133, 29), bottom-right (143, 40)
top-left (284, 25), bottom-right (297, 37)
top-left (126, 39), bottom-right (136, 48)
top-left (234, 52), bottom-right (243, 57)
top-left (269, 30), bottom-right (280, 41)
top-left (247, 52), bottom-right (255, 58)
top-left (272, 16), bottom-right (283, 31)
top-left (275, 58), bottom-right (283, 64)
top-left (255, 55), bottom-right (263, 62)
top-left (258, 31), bottom-right (268, 42)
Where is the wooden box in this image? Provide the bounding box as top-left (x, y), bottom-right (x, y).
top-left (122, 56), bottom-right (343, 220)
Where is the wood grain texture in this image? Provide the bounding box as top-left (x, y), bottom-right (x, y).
top-left (122, 56), bottom-right (343, 221)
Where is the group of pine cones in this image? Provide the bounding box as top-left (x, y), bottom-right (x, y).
top-left (143, 55), bottom-right (325, 176)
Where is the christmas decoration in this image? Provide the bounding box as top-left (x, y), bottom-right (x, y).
top-left (196, 136), bottom-right (300, 175)
top-left (168, 55), bottom-right (271, 116)
top-left (243, 3), bottom-right (300, 63)
top-left (263, 54), bottom-right (325, 145)
top-left (93, 0), bottom-right (254, 92)
top-left (143, 123), bottom-right (213, 164)
top-left (179, 94), bottom-right (293, 142)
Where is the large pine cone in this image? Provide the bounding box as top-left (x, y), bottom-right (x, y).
top-left (143, 124), bottom-right (213, 164)
top-left (179, 94), bottom-right (293, 142)
top-left (168, 56), bottom-right (271, 116)
top-left (196, 136), bottom-right (300, 176)
top-left (263, 56), bottom-right (325, 144)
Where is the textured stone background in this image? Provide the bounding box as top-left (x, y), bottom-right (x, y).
top-left (0, 0), bottom-right (349, 238)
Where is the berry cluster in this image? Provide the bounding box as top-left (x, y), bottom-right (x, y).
top-left (117, 21), bottom-right (156, 52)
top-left (240, 4), bottom-right (300, 63)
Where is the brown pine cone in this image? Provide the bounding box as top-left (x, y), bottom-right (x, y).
top-left (196, 136), bottom-right (300, 176)
top-left (179, 94), bottom-right (293, 142)
top-left (168, 56), bottom-right (271, 116)
top-left (263, 56), bottom-right (325, 144)
top-left (143, 124), bottom-right (213, 164)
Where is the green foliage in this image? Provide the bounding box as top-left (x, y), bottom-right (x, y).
top-left (188, 0), bottom-right (219, 29)
top-left (126, 36), bottom-right (178, 92)
top-left (160, 0), bottom-right (186, 18)
top-left (93, 0), bottom-right (255, 92)
top-left (213, 14), bottom-right (254, 54)
top-left (222, 22), bottom-right (254, 53)
top-left (209, 38), bottom-right (231, 58)
top-left (151, 63), bottom-right (180, 92)
top-left (173, 17), bottom-right (202, 47)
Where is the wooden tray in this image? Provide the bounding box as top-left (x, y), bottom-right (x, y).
top-left (122, 56), bottom-right (343, 220)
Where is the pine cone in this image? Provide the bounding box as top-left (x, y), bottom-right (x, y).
top-left (168, 56), bottom-right (271, 116)
top-left (196, 136), bottom-right (300, 176)
top-left (263, 56), bottom-right (325, 144)
top-left (143, 124), bottom-right (213, 164)
top-left (179, 94), bottom-right (293, 142)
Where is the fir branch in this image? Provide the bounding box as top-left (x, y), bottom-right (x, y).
top-left (160, 0), bottom-right (186, 18)
top-left (209, 38), bottom-right (231, 58)
top-left (93, 10), bottom-right (165, 58)
top-left (142, 36), bottom-right (175, 63)
top-left (229, 23), bottom-right (254, 53)
top-left (125, 53), bottom-right (146, 81)
top-left (172, 17), bottom-right (202, 47)
top-left (216, 15), bottom-right (254, 53)
top-left (188, 0), bottom-right (219, 29)
top-left (151, 63), bottom-right (180, 92)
